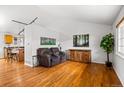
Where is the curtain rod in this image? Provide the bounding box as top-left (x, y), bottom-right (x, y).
top-left (116, 16), bottom-right (124, 28)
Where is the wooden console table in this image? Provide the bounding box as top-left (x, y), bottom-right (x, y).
top-left (67, 49), bottom-right (91, 63)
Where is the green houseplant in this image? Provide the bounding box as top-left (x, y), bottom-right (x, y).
top-left (100, 33), bottom-right (114, 67)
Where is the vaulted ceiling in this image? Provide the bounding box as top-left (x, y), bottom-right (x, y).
top-left (0, 5), bottom-right (122, 33)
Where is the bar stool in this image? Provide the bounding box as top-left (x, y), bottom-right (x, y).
top-left (6, 48), bottom-right (19, 63)
top-left (6, 48), bottom-right (12, 62)
top-left (11, 48), bottom-right (19, 62)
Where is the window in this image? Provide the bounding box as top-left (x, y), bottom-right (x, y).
top-left (116, 17), bottom-right (124, 58)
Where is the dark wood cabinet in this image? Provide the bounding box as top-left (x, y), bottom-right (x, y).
top-left (18, 49), bottom-right (24, 62)
top-left (68, 49), bottom-right (91, 63)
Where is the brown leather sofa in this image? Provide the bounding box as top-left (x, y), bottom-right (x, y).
top-left (50, 47), bottom-right (66, 62)
top-left (37, 47), bottom-right (66, 67)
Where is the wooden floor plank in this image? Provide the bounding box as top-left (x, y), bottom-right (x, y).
top-left (0, 59), bottom-right (122, 87)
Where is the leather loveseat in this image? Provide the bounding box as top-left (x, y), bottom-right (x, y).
top-left (37, 47), bottom-right (66, 67)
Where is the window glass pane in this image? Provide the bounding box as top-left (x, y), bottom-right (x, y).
top-left (120, 26), bottom-right (124, 38)
top-left (119, 38), bottom-right (124, 46)
top-left (119, 47), bottom-right (124, 54)
top-left (117, 20), bottom-right (124, 57)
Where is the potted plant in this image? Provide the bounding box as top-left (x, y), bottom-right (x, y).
top-left (100, 33), bottom-right (114, 67)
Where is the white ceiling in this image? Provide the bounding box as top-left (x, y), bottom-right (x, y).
top-left (38, 5), bottom-right (122, 25)
top-left (0, 5), bottom-right (122, 33)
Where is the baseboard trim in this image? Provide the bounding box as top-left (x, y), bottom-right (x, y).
top-left (92, 61), bottom-right (105, 64)
top-left (113, 65), bottom-right (124, 86)
top-left (24, 63), bottom-right (33, 67)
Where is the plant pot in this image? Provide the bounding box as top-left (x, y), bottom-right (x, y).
top-left (105, 61), bottom-right (112, 67)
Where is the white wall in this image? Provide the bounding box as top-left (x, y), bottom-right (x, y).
top-left (60, 21), bottom-right (112, 64)
top-left (24, 24), bottom-right (59, 66)
top-left (0, 32), bottom-right (4, 58)
top-left (113, 7), bottom-right (124, 86)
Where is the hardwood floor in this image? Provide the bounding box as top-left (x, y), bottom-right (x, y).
top-left (0, 59), bottom-right (122, 87)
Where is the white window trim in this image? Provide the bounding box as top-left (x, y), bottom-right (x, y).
top-left (116, 25), bottom-right (124, 59)
top-left (116, 52), bottom-right (124, 59)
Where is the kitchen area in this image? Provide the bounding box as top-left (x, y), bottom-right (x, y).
top-left (0, 32), bottom-right (24, 63)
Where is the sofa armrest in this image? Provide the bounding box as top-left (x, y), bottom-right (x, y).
top-left (59, 51), bottom-right (65, 56)
top-left (37, 54), bottom-right (51, 67)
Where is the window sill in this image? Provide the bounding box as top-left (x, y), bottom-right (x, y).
top-left (116, 52), bottom-right (124, 60)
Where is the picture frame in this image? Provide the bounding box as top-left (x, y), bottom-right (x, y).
top-left (73, 34), bottom-right (89, 47)
top-left (40, 37), bottom-right (56, 45)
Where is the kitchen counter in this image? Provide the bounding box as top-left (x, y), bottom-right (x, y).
top-left (4, 47), bottom-right (24, 62)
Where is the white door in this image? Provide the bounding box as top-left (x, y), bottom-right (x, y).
top-left (0, 33), bottom-right (4, 58)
